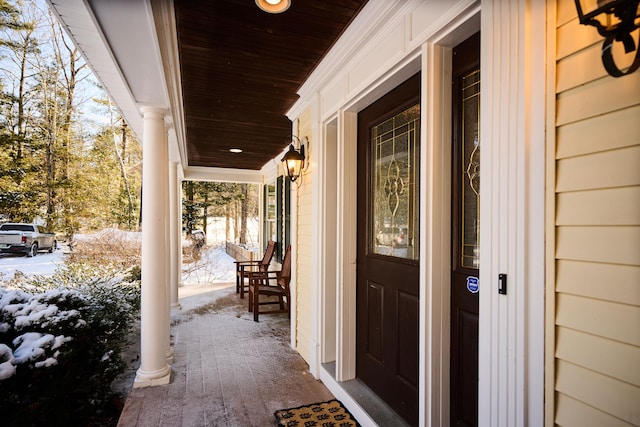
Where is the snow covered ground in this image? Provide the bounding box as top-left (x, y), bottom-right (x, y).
top-left (181, 243), bottom-right (237, 284)
top-left (0, 237), bottom-right (239, 285)
top-left (0, 249), bottom-right (67, 281)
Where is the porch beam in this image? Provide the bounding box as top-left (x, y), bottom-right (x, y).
top-left (183, 165), bottom-right (264, 184)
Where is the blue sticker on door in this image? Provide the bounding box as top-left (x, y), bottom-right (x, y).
top-left (466, 276), bottom-right (479, 293)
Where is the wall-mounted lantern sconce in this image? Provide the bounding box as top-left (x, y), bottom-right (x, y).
top-left (281, 135), bottom-right (306, 182)
top-left (574, 0), bottom-right (640, 77)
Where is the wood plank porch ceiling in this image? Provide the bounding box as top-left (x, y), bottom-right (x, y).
top-left (175, 0), bottom-right (368, 169)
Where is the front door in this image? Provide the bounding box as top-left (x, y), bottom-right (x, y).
top-left (356, 73), bottom-right (420, 426)
top-left (450, 32), bottom-right (480, 427)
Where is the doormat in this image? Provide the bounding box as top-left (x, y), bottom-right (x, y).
top-left (274, 399), bottom-right (360, 427)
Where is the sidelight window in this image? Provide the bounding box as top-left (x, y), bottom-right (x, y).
top-left (460, 69), bottom-right (480, 269)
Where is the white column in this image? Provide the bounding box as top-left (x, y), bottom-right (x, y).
top-left (169, 161), bottom-right (181, 309)
top-left (134, 107), bottom-right (172, 388)
top-left (163, 126), bottom-right (174, 365)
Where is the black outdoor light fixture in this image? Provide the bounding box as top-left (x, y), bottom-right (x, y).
top-left (281, 135), bottom-right (306, 182)
top-left (574, 0), bottom-right (640, 77)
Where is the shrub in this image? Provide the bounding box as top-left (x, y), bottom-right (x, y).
top-left (67, 228), bottom-right (141, 272)
top-left (0, 264), bottom-right (140, 425)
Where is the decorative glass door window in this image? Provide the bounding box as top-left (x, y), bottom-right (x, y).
top-left (460, 69), bottom-right (480, 269)
top-left (371, 104), bottom-right (420, 260)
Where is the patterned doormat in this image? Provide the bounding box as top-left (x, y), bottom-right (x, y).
top-left (274, 399), bottom-right (361, 427)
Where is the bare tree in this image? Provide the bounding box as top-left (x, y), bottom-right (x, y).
top-left (107, 99), bottom-right (135, 228)
top-left (48, 18), bottom-right (88, 233)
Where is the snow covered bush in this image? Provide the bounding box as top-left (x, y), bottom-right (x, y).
top-left (0, 264), bottom-right (140, 425)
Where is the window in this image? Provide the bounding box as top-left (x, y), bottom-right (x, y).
top-left (263, 176), bottom-right (290, 262)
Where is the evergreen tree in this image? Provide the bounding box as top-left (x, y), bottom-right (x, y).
top-left (0, 2), bottom-right (39, 221)
top-left (181, 181), bottom-right (258, 243)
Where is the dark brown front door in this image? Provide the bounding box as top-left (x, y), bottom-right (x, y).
top-left (450, 32), bottom-right (480, 427)
top-left (356, 73), bottom-right (420, 426)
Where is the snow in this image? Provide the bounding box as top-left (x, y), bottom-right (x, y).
top-left (34, 357), bottom-right (58, 368)
top-left (74, 228), bottom-right (141, 243)
top-left (0, 343), bottom-right (16, 380)
top-left (0, 289), bottom-right (29, 306)
top-left (13, 332), bottom-right (53, 364)
top-left (0, 360), bottom-right (16, 379)
top-left (182, 244), bottom-right (237, 285)
top-left (9, 331), bottom-right (70, 368)
top-left (0, 249), bottom-right (66, 280)
top-left (51, 335), bottom-right (71, 350)
top-left (14, 303), bottom-right (58, 329)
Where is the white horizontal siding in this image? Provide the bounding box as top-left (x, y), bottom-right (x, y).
top-left (295, 111), bottom-right (314, 365)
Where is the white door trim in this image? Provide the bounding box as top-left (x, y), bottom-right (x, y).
top-left (335, 110), bottom-right (359, 382)
top-left (421, 40), bottom-right (454, 427)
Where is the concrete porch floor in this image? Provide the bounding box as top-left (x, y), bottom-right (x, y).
top-left (116, 283), bottom-right (334, 426)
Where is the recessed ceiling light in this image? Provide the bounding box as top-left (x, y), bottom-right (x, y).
top-left (229, 148), bottom-right (243, 153)
top-left (255, 0), bottom-right (291, 14)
